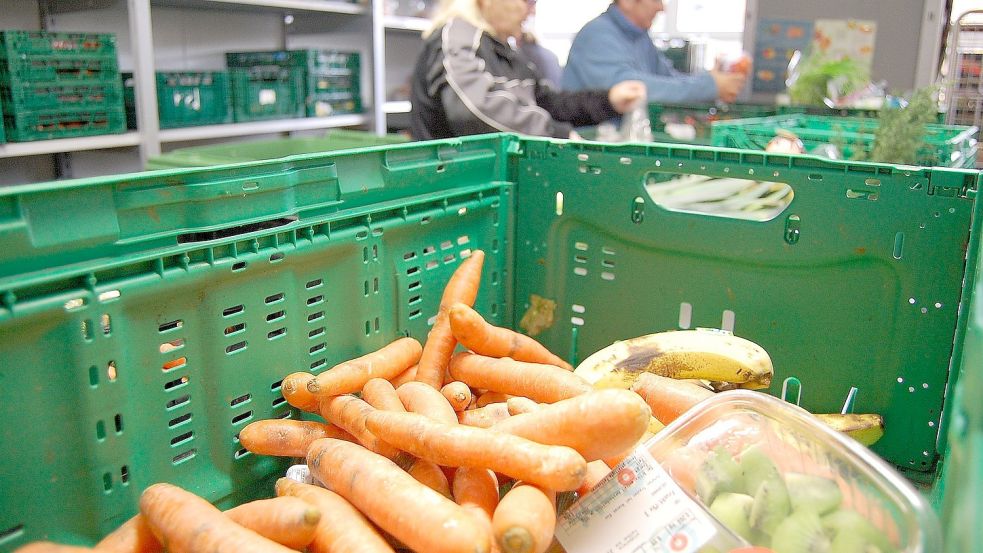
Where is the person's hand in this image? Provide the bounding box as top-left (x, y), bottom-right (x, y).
top-left (569, 130), bottom-right (583, 140)
top-left (710, 70), bottom-right (747, 103)
top-left (608, 80), bottom-right (647, 113)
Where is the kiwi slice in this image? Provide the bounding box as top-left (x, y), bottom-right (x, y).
top-left (785, 473), bottom-right (843, 515)
top-left (695, 447), bottom-right (743, 504)
top-left (709, 492), bottom-right (755, 543)
top-left (749, 476), bottom-right (792, 536)
top-left (822, 509), bottom-right (894, 553)
top-left (770, 510), bottom-right (832, 553)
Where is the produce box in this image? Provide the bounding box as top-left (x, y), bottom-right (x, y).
top-left (647, 101), bottom-right (783, 145)
top-left (229, 67), bottom-right (305, 122)
top-left (0, 134), bottom-right (980, 549)
top-left (226, 49), bottom-right (361, 118)
top-left (712, 113), bottom-right (979, 168)
top-left (0, 30), bottom-right (117, 59)
top-left (122, 71), bottom-right (232, 129)
top-left (2, 105), bottom-right (126, 141)
top-left (145, 129), bottom-right (408, 169)
top-left (2, 81), bottom-right (123, 112)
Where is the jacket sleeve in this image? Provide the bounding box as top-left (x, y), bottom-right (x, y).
top-left (535, 83), bottom-right (618, 127)
top-left (440, 19), bottom-right (571, 138)
top-left (564, 27), bottom-right (719, 104)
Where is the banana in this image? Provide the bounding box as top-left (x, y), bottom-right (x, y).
top-left (574, 329), bottom-right (774, 390)
top-left (814, 413), bottom-right (885, 446)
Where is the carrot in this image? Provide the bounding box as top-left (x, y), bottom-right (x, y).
top-left (13, 543), bottom-right (94, 552)
top-left (307, 438), bottom-right (491, 553)
top-left (281, 372), bottom-right (319, 412)
top-left (476, 391), bottom-right (512, 408)
top-left (448, 303), bottom-right (572, 370)
top-left (441, 381), bottom-right (473, 412)
top-left (319, 395), bottom-right (401, 459)
top-left (95, 514), bottom-right (161, 552)
top-left (630, 372), bottom-right (714, 425)
top-left (225, 497), bottom-right (321, 550)
top-left (238, 419), bottom-right (355, 457)
top-left (362, 378), bottom-right (406, 412)
top-left (491, 389), bottom-right (650, 461)
top-left (577, 460), bottom-right (612, 496)
top-left (138, 483), bottom-right (297, 553)
top-left (397, 381), bottom-right (458, 424)
top-left (366, 411), bottom-right (587, 491)
top-left (308, 337), bottom-right (422, 399)
top-left (275, 478), bottom-right (395, 553)
top-left (603, 431), bottom-right (655, 469)
top-left (449, 352), bottom-right (591, 403)
top-left (416, 250), bottom-right (486, 389)
top-left (506, 397), bottom-right (541, 416)
top-left (452, 467), bottom-right (500, 520)
top-left (459, 402), bottom-right (511, 428)
top-left (493, 483), bottom-right (556, 553)
top-left (390, 364), bottom-right (418, 387)
top-left (406, 458), bottom-right (453, 499)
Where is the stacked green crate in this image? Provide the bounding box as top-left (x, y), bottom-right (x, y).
top-left (0, 31), bottom-right (125, 141)
top-left (647, 102), bottom-right (783, 145)
top-left (712, 113), bottom-right (979, 168)
top-left (226, 49), bottom-right (361, 118)
top-left (122, 72), bottom-right (232, 129)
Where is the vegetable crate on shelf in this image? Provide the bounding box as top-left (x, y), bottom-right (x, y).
top-left (1, 81), bottom-right (124, 112)
top-left (2, 105), bottom-right (126, 141)
top-left (122, 71), bottom-right (232, 129)
top-left (647, 101), bottom-right (783, 145)
top-left (145, 129), bottom-right (409, 169)
top-left (0, 30), bottom-right (118, 58)
top-left (712, 113), bottom-right (980, 168)
top-left (229, 67), bottom-right (306, 122)
top-left (0, 135), bottom-right (981, 550)
top-left (226, 49), bottom-right (361, 117)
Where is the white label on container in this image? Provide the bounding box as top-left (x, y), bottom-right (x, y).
top-left (555, 447), bottom-right (716, 553)
top-left (259, 89), bottom-right (277, 105)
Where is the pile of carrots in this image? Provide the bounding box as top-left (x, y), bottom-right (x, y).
top-left (18, 249), bottom-right (710, 553)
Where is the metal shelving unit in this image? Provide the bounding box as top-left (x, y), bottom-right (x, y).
top-left (2, 0), bottom-right (401, 180)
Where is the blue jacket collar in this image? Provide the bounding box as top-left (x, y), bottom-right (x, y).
top-left (607, 3), bottom-right (649, 38)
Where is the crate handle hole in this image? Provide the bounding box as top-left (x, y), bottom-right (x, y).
top-left (0, 524), bottom-right (25, 544)
top-left (177, 217), bottom-right (296, 244)
top-left (107, 361), bottom-right (118, 382)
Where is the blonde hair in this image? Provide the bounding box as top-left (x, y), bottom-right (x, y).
top-left (422, 0), bottom-right (493, 38)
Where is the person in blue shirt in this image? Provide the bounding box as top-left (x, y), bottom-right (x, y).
top-left (562, 0), bottom-right (747, 104)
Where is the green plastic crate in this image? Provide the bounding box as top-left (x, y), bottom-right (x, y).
top-left (0, 100), bottom-right (5, 144)
top-left (122, 72), bottom-right (231, 129)
top-left (2, 81), bottom-right (123, 112)
top-left (3, 106), bottom-right (126, 142)
top-left (0, 57), bottom-right (120, 86)
top-left (712, 113), bottom-right (980, 168)
top-left (225, 49), bottom-right (359, 72)
top-left (778, 104), bottom-right (948, 123)
top-left (647, 102), bottom-right (784, 145)
top-left (229, 67), bottom-right (305, 122)
top-left (225, 50), bottom-right (361, 118)
top-left (0, 30), bottom-right (117, 58)
top-left (0, 135), bottom-right (980, 550)
top-left (145, 129), bottom-right (408, 169)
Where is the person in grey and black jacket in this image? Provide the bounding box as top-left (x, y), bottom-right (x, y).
top-left (410, 0), bottom-right (645, 141)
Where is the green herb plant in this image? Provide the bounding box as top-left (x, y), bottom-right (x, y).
top-left (867, 86), bottom-right (940, 165)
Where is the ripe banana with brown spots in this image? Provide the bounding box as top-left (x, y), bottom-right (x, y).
top-left (574, 329), bottom-right (774, 390)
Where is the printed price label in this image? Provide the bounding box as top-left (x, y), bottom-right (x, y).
top-left (555, 447), bottom-right (716, 553)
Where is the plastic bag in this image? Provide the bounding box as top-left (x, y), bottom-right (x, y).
top-left (619, 100), bottom-right (653, 143)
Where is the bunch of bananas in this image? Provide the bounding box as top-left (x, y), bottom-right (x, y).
top-left (573, 329), bottom-right (884, 446)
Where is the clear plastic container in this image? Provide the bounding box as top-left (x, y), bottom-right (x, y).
top-left (645, 391), bottom-right (942, 553)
